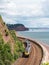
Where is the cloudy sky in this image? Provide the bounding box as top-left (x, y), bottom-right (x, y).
top-left (0, 0), bottom-right (49, 27)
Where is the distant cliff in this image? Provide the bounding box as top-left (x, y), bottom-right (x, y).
top-left (7, 24), bottom-right (29, 31)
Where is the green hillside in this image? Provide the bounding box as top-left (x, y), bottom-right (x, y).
top-left (0, 15), bottom-right (24, 65)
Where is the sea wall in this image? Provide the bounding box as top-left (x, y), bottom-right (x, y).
top-left (17, 35), bottom-right (49, 64)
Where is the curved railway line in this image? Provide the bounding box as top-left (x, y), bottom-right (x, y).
top-left (13, 37), bottom-right (43, 65)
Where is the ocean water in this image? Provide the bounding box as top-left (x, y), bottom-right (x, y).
top-left (17, 29), bottom-right (49, 45)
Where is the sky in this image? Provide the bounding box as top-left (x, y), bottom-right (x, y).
top-left (0, 0), bottom-right (49, 28)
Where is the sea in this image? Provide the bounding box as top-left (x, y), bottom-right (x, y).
top-left (17, 28), bottom-right (49, 45)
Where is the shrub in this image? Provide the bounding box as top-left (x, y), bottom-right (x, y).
top-left (0, 60), bottom-right (5, 65)
top-left (5, 30), bottom-right (9, 36)
top-left (4, 60), bottom-right (11, 65)
top-left (0, 34), bottom-right (4, 45)
top-left (0, 40), bottom-right (4, 50)
top-left (0, 34), bottom-right (4, 60)
top-left (42, 62), bottom-right (49, 65)
top-left (3, 22), bottom-right (5, 25)
top-left (14, 52), bottom-right (19, 60)
top-left (0, 33), bottom-right (14, 64)
top-left (16, 41), bottom-right (25, 52)
top-left (3, 43), bottom-right (13, 61)
top-left (4, 30), bottom-right (6, 32)
top-left (10, 30), bottom-right (18, 42)
top-left (3, 43), bottom-right (11, 53)
top-left (0, 42), bottom-right (14, 62)
top-left (10, 30), bottom-right (25, 60)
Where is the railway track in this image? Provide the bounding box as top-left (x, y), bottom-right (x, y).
top-left (13, 37), bottom-right (43, 65)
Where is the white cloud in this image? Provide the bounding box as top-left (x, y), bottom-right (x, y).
top-left (0, 0), bottom-right (44, 16)
top-left (0, 0), bottom-right (49, 27)
top-left (42, 0), bottom-right (49, 16)
top-left (27, 18), bottom-right (49, 27)
top-left (2, 16), bottom-right (17, 24)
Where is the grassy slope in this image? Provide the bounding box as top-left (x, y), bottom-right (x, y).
top-left (0, 16), bottom-right (15, 54)
top-left (0, 16), bottom-right (24, 65)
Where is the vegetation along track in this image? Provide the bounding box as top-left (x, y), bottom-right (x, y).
top-left (13, 37), bottom-right (43, 65)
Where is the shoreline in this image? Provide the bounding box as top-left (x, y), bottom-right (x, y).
top-left (12, 34), bottom-right (43, 65)
top-left (16, 33), bottom-right (49, 63)
top-left (16, 31), bottom-right (49, 46)
top-left (16, 32), bottom-right (49, 46)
